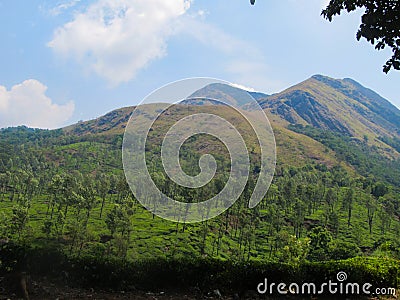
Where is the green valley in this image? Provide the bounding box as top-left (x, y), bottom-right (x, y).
top-left (0, 75), bottom-right (399, 298)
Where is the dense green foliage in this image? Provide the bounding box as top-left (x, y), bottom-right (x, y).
top-left (1, 126), bottom-right (399, 259)
top-left (289, 124), bottom-right (400, 186)
top-left (1, 242), bottom-right (399, 293)
top-left (0, 122), bottom-right (399, 293)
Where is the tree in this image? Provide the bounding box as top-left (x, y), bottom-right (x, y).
top-left (342, 188), bottom-right (354, 227)
top-left (322, 0), bottom-right (400, 73)
top-left (378, 205), bottom-right (390, 235)
top-left (366, 194), bottom-right (377, 234)
top-left (277, 234), bottom-right (310, 265)
top-left (0, 173), bottom-right (8, 201)
top-left (47, 174), bottom-right (63, 220)
top-left (328, 211), bottom-right (340, 236)
top-left (290, 198), bottom-right (306, 238)
top-left (97, 173), bottom-right (110, 218)
top-left (79, 177), bottom-right (98, 229)
top-left (324, 188), bottom-right (337, 213)
top-left (330, 240), bottom-right (361, 259)
top-left (307, 226), bottom-right (334, 261)
top-left (371, 182), bottom-right (388, 199)
top-left (105, 203), bottom-right (132, 258)
top-left (10, 197), bottom-right (30, 240)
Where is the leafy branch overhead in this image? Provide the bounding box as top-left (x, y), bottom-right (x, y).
top-left (321, 0), bottom-right (400, 73)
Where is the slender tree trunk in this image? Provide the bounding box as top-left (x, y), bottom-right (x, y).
top-left (347, 207), bottom-right (352, 227)
top-left (100, 196), bottom-right (106, 218)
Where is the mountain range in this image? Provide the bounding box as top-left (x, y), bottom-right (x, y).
top-left (66, 75), bottom-right (399, 136)
top-left (60, 74), bottom-right (400, 174)
top-left (1, 74), bottom-right (400, 293)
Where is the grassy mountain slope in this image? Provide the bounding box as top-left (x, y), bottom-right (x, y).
top-left (55, 74), bottom-right (400, 187)
top-left (260, 75), bottom-right (400, 146)
top-left (61, 75), bottom-right (400, 170)
top-left (1, 76), bottom-right (400, 297)
top-left (63, 106), bottom-right (133, 136)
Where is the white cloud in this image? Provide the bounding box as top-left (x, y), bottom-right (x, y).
top-left (49, 0), bottom-right (81, 16)
top-left (48, 0), bottom-right (192, 85)
top-left (226, 60), bottom-right (287, 93)
top-left (176, 17), bottom-right (282, 91)
top-left (0, 80), bottom-right (74, 129)
top-left (47, 0), bottom-right (282, 92)
top-left (230, 83), bottom-right (256, 92)
top-left (178, 17), bottom-right (262, 58)
top-left (0, 86), bottom-right (9, 112)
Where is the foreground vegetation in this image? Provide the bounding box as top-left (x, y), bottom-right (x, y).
top-left (1, 242), bottom-right (399, 296)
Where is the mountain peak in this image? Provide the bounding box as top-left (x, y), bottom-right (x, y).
top-left (259, 74), bottom-right (400, 139)
top-left (62, 75), bottom-right (400, 149)
top-left (310, 74), bottom-right (347, 89)
top-left (311, 74), bottom-right (333, 81)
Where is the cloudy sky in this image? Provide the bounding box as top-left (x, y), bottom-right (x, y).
top-left (0, 0), bottom-right (399, 128)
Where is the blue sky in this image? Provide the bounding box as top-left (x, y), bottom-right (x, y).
top-left (0, 0), bottom-right (399, 128)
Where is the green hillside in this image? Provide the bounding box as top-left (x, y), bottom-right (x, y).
top-left (261, 75), bottom-right (400, 148)
top-left (0, 75), bottom-right (399, 297)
